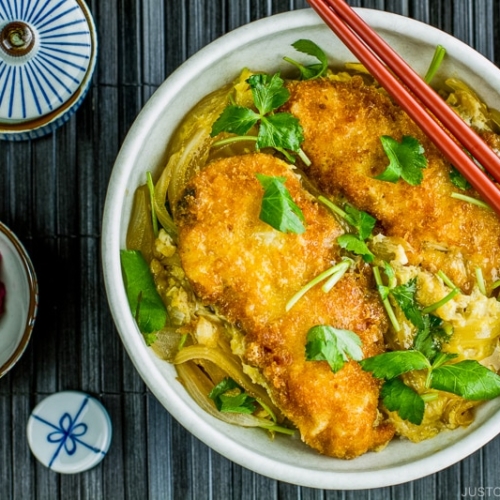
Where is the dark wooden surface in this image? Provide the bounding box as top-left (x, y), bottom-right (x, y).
top-left (1, 1), bottom-right (500, 498)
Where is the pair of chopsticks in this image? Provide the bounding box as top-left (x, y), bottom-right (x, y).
top-left (307, 0), bottom-right (500, 214)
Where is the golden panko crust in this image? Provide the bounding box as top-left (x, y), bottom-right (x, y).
top-left (176, 152), bottom-right (394, 459)
top-left (282, 76), bottom-right (500, 292)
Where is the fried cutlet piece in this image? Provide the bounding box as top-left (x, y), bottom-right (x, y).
top-left (281, 76), bottom-right (500, 292)
top-left (176, 152), bottom-right (394, 458)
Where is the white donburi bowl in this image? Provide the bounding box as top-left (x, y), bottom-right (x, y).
top-left (102, 8), bottom-right (500, 490)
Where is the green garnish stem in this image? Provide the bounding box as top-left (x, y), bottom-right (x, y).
top-left (178, 333), bottom-right (188, 351)
top-left (422, 288), bottom-right (460, 314)
top-left (298, 147), bottom-right (311, 166)
top-left (492, 280), bottom-right (500, 290)
top-left (146, 172), bottom-right (159, 238)
top-left (475, 267), bottom-right (487, 296)
top-left (265, 424), bottom-right (296, 435)
top-left (437, 270), bottom-right (459, 291)
top-left (421, 392), bottom-right (438, 403)
top-left (286, 261), bottom-right (348, 311)
top-left (373, 266), bottom-right (401, 332)
top-left (451, 192), bottom-right (492, 211)
top-left (321, 259), bottom-right (351, 292)
top-left (424, 45), bottom-right (446, 84)
top-left (256, 399), bottom-right (277, 423)
top-left (212, 135), bottom-right (258, 148)
top-left (317, 195), bottom-right (347, 219)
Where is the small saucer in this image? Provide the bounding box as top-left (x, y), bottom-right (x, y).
top-left (0, 221), bottom-right (38, 377)
top-left (27, 391), bottom-right (113, 473)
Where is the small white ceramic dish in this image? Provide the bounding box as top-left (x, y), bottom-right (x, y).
top-left (102, 9), bottom-right (500, 489)
top-left (0, 221), bottom-right (38, 377)
top-left (27, 391), bottom-right (112, 473)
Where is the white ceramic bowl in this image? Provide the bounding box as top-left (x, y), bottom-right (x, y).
top-left (102, 9), bottom-right (500, 489)
top-left (0, 221), bottom-right (38, 377)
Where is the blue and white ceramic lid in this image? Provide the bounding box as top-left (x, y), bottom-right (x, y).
top-left (27, 391), bottom-right (112, 474)
top-left (0, 0), bottom-right (97, 140)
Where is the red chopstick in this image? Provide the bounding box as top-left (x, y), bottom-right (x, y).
top-left (307, 0), bottom-right (500, 214)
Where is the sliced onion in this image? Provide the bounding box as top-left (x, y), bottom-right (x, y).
top-left (166, 86), bottom-right (232, 212)
top-left (176, 362), bottom-right (284, 429)
top-left (153, 162), bottom-right (177, 239)
top-left (174, 344), bottom-right (282, 421)
top-left (126, 185), bottom-right (155, 263)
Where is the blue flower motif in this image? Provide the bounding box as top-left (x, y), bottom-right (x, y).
top-left (47, 413), bottom-right (88, 455)
top-left (33, 396), bottom-right (107, 468)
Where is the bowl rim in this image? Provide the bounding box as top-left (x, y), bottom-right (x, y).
top-left (0, 220), bottom-right (38, 377)
top-left (102, 8), bottom-right (500, 489)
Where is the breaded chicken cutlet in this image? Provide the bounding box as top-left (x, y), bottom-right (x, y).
top-left (176, 152), bottom-right (394, 458)
top-left (281, 76), bottom-right (500, 292)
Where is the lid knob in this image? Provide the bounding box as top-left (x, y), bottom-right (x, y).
top-left (0, 21), bottom-right (35, 57)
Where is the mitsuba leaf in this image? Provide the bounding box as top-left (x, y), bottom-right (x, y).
top-left (286, 39), bottom-right (328, 80)
top-left (360, 350), bottom-right (430, 380)
top-left (219, 393), bottom-right (256, 414)
top-left (343, 203), bottom-right (376, 240)
top-left (256, 174), bottom-right (306, 234)
top-left (381, 261), bottom-right (397, 289)
top-left (430, 360), bottom-right (500, 400)
top-left (413, 314), bottom-right (451, 362)
top-left (390, 277), bottom-right (425, 329)
top-left (209, 377), bottom-right (256, 414)
top-left (258, 113), bottom-right (304, 152)
top-left (376, 135), bottom-right (428, 186)
top-left (305, 325), bottom-right (363, 373)
top-left (211, 105), bottom-right (259, 136)
top-left (210, 71), bottom-right (306, 161)
top-left (120, 250), bottom-right (168, 335)
top-left (247, 73), bottom-right (290, 115)
top-left (381, 378), bottom-right (425, 425)
top-left (449, 166), bottom-right (472, 190)
top-left (336, 234), bottom-right (374, 262)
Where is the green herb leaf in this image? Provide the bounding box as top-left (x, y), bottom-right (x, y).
top-left (376, 135), bottom-right (428, 186)
top-left (256, 174), bottom-right (306, 234)
top-left (430, 360), bottom-right (500, 400)
top-left (360, 350), bottom-right (430, 380)
top-left (377, 283), bottom-right (390, 301)
top-left (449, 166), bottom-right (472, 190)
top-left (211, 105), bottom-right (260, 137)
top-left (209, 377), bottom-right (239, 400)
top-left (218, 393), bottom-right (256, 414)
top-left (305, 325), bottom-right (363, 373)
top-left (284, 39), bottom-right (328, 80)
top-left (247, 73), bottom-right (290, 115)
top-left (120, 250), bottom-right (168, 335)
top-left (381, 377), bottom-right (425, 425)
top-left (381, 261), bottom-right (397, 289)
top-left (343, 203), bottom-right (376, 240)
top-left (143, 332), bottom-right (158, 346)
top-left (413, 314), bottom-right (451, 362)
top-left (390, 277), bottom-right (425, 329)
top-left (258, 113), bottom-right (304, 152)
top-left (209, 377), bottom-right (256, 414)
top-left (336, 234), bottom-right (374, 262)
top-left (211, 72), bottom-right (307, 162)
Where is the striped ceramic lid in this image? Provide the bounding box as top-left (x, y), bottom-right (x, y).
top-left (0, 0), bottom-right (96, 139)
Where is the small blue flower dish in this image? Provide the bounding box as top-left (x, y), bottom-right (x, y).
top-left (27, 391), bottom-right (112, 474)
top-left (0, 0), bottom-right (97, 140)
